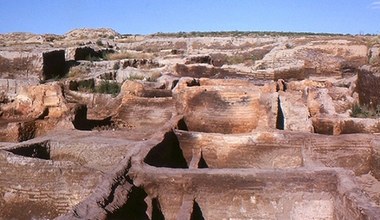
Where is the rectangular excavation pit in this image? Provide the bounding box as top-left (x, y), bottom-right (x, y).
top-left (175, 130), bottom-right (304, 169)
top-left (6, 141), bottom-right (50, 160)
top-left (4, 137), bottom-right (136, 173)
top-left (174, 130), bottom-right (378, 175)
top-left (308, 133), bottom-right (373, 176)
top-left (42, 50), bottom-right (66, 80)
top-left (137, 168), bottom-right (380, 220)
top-left (173, 78), bottom-right (278, 134)
top-left (72, 104), bottom-right (116, 131)
top-left (48, 137), bottom-right (137, 172)
top-left (174, 63), bottom-right (248, 79)
top-left (113, 96), bottom-right (175, 138)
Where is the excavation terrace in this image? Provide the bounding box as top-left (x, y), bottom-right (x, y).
top-left (1, 29), bottom-right (380, 219)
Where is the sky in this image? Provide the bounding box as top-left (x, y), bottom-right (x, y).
top-left (0, 0), bottom-right (380, 35)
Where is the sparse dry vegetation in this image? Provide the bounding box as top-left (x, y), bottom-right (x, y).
top-left (77, 79), bottom-right (95, 93)
top-left (146, 72), bottom-right (161, 82)
top-left (210, 48), bottom-right (271, 66)
top-left (96, 80), bottom-right (121, 96)
top-left (350, 103), bottom-right (380, 118)
top-left (127, 73), bottom-right (145, 81)
top-left (96, 39), bottom-right (104, 46)
top-left (130, 41), bottom-right (186, 53)
top-left (105, 51), bottom-right (154, 60)
top-left (68, 66), bottom-right (89, 78)
top-left (367, 36), bottom-right (380, 47)
top-left (152, 30), bottom-right (349, 38)
top-left (74, 79), bottom-right (121, 96)
top-left (116, 35), bottom-right (145, 43)
top-left (126, 72), bottom-right (161, 82)
top-left (226, 54), bottom-right (246, 65)
top-left (192, 41), bottom-right (259, 51)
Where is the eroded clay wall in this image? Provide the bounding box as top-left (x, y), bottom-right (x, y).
top-left (357, 68), bottom-right (380, 108)
top-left (173, 78), bottom-right (277, 133)
top-left (0, 149), bottom-right (102, 219)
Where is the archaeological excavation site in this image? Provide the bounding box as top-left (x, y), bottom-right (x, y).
top-left (1, 28), bottom-right (380, 219)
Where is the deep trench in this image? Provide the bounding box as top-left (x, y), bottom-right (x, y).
top-left (37, 108), bottom-right (49, 120)
top-left (107, 188), bottom-right (165, 220)
top-left (171, 79), bottom-right (179, 90)
top-left (276, 97), bottom-right (285, 130)
top-left (191, 201), bottom-right (205, 220)
top-left (107, 186), bottom-right (149, 220)
top-left (74, 47), bottom-right (114, 61)
top-left (72, 105), bottom-right (114, 130)
top-left (198, 152), bottom-right (209, 168)
top-left (8, 142), bottom-right (50, 160)
top-left (144, 131), bottom-right (188, 168)
top-left (42, 50), bottom-right (66, 80)
top-left (176, 118), bottom-right (189, 131)
top-left (74, 47), bottom-right (100, 61)
top-left (152, 198), bottom-right (165, 220)
top-left (68, 79), bottom-right (95, 92)
top-left (186, 78), bottom-right (201, 87)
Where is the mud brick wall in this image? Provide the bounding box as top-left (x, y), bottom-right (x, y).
top-left (0, 51), bottom-right (41, 77)
top-left (139, 169), bottom-right (338, 220)
top-left (357, 68), bottom-right (380, 108)
top-left (176, 130), bottom-right (304, 169)
top-left (173, 82), bottom-right (277, 133)
top-left (0, 150), bottom-right (102, 219)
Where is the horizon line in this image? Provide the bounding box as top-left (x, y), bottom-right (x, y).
top-left (1, 28), bottom-right (378, 37)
